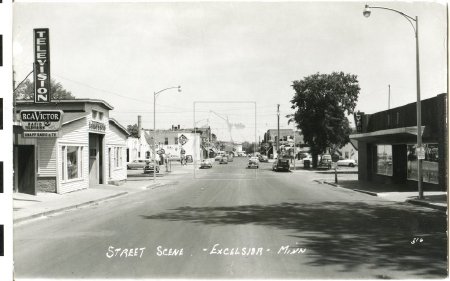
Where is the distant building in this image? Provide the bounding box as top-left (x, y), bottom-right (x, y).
top-left (263, 129), bottom-right (303, 158)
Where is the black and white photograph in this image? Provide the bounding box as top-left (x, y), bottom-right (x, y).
top-left (9, 1), bottom-right (448, 280)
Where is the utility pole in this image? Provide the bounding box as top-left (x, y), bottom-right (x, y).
top-left (388, 84), bottom-right (391, 110)
top-left (277, 104), bottom-right (280, 158)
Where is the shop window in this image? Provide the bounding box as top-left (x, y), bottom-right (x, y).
top-left (92, 110), bottom-right (98, 120)
top-left (407, 144), bottom-right (439, 184)
top-left (376, 145), bottom-right (393, 176)
top-left (61, 146), bottom-right (83, 181)
top-left (91, 110), bottom-right (104, 121)
top-left (165, 137), bottom-right (168, 145)
top-left (175, 137), bottom-right (178, 145)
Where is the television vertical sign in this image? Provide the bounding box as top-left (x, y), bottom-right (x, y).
top-left (34, 28), bottom-right (50, 103)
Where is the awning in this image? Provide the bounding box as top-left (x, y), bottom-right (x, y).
top-left (350, 126), bottom-right (425, 143)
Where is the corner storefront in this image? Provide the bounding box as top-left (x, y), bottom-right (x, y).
top-left (350, 93), bottom-right (447, 191)
top-left (13, 99), bottom-right (129, 195)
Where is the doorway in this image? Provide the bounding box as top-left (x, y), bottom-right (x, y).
top-left (15, 145), bottom-right (36, 195)
top-left (89, 133), bottom-right (104, 185)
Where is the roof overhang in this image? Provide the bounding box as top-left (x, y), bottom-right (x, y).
top-left (350, 126), bottom-right (425, 143)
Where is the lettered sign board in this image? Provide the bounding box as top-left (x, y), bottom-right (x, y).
top-left (34, 28), bottom-right (51, 103)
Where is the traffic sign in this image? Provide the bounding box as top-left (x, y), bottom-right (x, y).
top-left (416, 146), bottom-right (425, 160)
top-left (179, 134), bottom-right (188, 145)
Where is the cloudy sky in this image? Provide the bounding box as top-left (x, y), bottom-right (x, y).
top-left (12, 1), bottom-right (447, 142)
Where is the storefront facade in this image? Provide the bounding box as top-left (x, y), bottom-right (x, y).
top-left (350, 93), bottom-right (447, 191)
top-left (14, 99), bottom-right (129, 195)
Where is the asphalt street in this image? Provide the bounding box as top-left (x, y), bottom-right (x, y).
top-left (14, 158), bottom-right (447, 279)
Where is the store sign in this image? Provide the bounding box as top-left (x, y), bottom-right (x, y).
top-left (20, 110), bottom-right (62, 131)
top-left (24, 131), bottom-right (58, 138)
top-left (354, 112), bottom-right (364, 133)
top-left (34, 28), bottom-right (51, 103)
top-left (89, 121), bottom-right (106, 133)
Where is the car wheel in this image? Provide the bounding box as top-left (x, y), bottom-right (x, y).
top-left (349, 163), bottom-right (354, 167)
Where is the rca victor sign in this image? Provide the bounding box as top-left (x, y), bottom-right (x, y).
top-left (20, 110), bottom-right (63, 137)
top-left (34, 28), bottom-right (51, 103)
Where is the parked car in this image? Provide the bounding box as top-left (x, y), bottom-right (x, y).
top-left (336, 159), bottom-right (357, 167)
top-left (127, 159), bottom-right (147, 170)
top-left (215, 155), bottom-right (222, 161)
top-left (227, 155), bottom-right (234, 162)
top-left (272, 158), bottom-right (290, 172)
top-left (200, 159), bottom-right (213, 169)
top-left (248, 157), bottom-right (259, 168)
top-left (219, 156), bottom-right (228, 164)
top-left (185, 155), bottom-right (193, 163)
top-left (318, 154), bottom-right (332, 169)
top-left (258, 155), bottom-right (269, 162)
top-left (143, 161), bottom-right (160, 174)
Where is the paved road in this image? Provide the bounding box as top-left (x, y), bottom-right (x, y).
top-left (14, 157), bottom-right (447, 279)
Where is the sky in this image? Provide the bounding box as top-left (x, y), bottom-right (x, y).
top-left (12, 1), bottom-right (448, 142)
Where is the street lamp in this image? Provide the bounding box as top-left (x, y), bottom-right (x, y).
top-left (363, 4), bottom-right (423, 199)
top-left (153, 86), bottom-right (181, 183)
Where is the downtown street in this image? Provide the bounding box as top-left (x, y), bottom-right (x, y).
top-left (14, 157), bottom-right (447, 279)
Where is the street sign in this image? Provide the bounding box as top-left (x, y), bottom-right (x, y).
top-left (179, 134), bottom-right (188, 145)
top-left (416, 146), bottom-right (425, 160)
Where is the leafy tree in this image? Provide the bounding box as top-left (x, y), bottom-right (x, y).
top-left (14, 78), bottom-right (76, 100)
top-left (288, 72), bottom-right (360, 167)
top-left (127, 124), bottom-right (139, 138)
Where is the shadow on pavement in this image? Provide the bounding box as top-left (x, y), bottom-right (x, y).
top-left (336, 180), bottom-right (443, 193)
top-left (141, 201), bottom-right (447, 277)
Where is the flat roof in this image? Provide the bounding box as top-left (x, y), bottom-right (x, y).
top-left (16, 99), bottom-right (114, 110)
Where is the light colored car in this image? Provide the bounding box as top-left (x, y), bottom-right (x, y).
top-left (258, 155), bottom-right (269, 162)
top-left (215, 155), bottom-right (223, 161)
top-left (248, 157), bottom-right (259, 168)
top-left (336, 159), bottom-right (358, 167)
top-left (200, 159), bottom-right (213, 169)
top-left (127, 159), bottom-right (147, 170)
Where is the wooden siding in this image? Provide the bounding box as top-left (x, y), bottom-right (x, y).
top-left (37, 138), bottom-right (57, 177)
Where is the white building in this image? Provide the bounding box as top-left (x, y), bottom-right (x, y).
top-left (14, 99), bottom-right (129, 195)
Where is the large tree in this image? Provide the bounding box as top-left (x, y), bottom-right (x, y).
top-left (127, 124), bottom-right (139, 138)
top-left (14, 78), bottom-right (76, 100)
top-left (288, 72), bottom-right (360, 167)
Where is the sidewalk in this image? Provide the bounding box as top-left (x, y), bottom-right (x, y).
top-left (13, 178), bottom-right (162, 224)
top-left (317, 172), bottom-right (447, 211)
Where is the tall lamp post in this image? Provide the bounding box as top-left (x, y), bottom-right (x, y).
top-left (363, 4), bottom-right (423, 199)
top-left (153, 86), bottom-right (181, 182)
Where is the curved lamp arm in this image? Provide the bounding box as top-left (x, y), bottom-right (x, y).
top-left (364, 4), bottom-right (417, 36)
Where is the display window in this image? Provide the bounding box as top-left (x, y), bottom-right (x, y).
top-left (376, 145), bottom-right (393, 176)
top-left (61, 146), bottom-right (83, 181)
top-left (407, 144), bottom-right (439, 184)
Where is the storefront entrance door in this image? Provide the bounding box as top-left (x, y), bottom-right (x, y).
top-left (89, 133), bottom-right (104, 185)
top-left (16, 145), bottom-right (35, 195)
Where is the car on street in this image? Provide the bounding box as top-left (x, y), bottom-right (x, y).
top-left (143, 161), bottom-right (160, 174)
top-left (248, 156), bottom-right (259, 168)
top-left (185, 155), bottom-right (193, 163)
top-left (227, 154), bottom-right (234, 162)
top-left (258, 155), bottom-right (269, 162)
top-left (168, 155), bottom-right (181, 162)
top-left (272, 158), bottom-right (290, 172)
top-left (336, 158), bottom-right (357, 167)
top-left (200, 159), bottom-right (213, 169)
top-left (215, 155), bottom-right (222, 161)
top-left (219, 156), bottom-right (228, 164)
top-left (318, 154), bottom-right (332, 169)
top-left (127, 160), bottom-right (147, 170)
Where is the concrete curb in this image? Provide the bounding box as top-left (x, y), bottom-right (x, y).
top-left (322, 181), bottom-right (446, 211)
top-left (406, 199), bottom-right (447, 211)
top-left (13, 191), bottom-right (128, 224)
